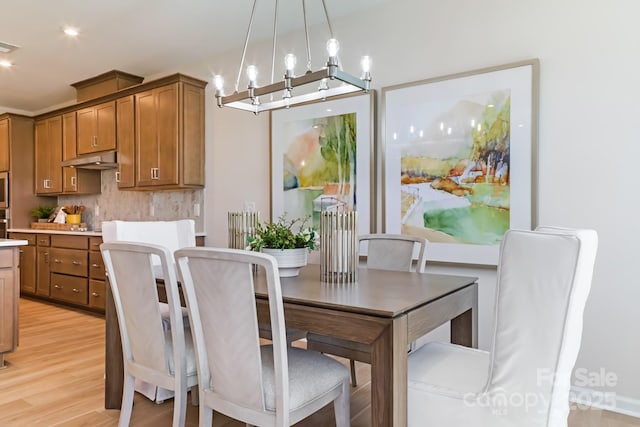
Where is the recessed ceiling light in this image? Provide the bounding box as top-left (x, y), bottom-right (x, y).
top-left (0, 60), bottom-right (13, 68)
top-left (63, 27), bottom-right (79, 37)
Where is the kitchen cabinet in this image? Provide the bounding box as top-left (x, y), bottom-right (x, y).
top-left (0, 245), bottom-right (22, 368)
top-left (9, 232), bottom-right (105, 314)
top-left (88, 236), bottom-right (106, 311)
top-left (62, 112), bottom-right (101, 194)
top-left (0, 114), bottom-right (51, 228)
top-left (135, 80), bottom-right (204, 189)
top-left (35, 116), bottom-right (63, 194)
top-left (36, 235), bottom-right (51, 297)
top-left (9, 233), bottom-right (36, 294)
top-left (76, 100), bottom-right (116, 155)
top-left (0, 118), bottom-right (9, 172)
top-left (116, 95), bottom-right (135, 188)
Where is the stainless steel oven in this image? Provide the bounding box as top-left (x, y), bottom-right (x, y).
top-left (0, 171), bottom-right (7, 209)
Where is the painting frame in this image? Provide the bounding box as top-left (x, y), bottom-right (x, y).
top-left (381, 60), bottom-right (539, 265)
top-left (270, 91), bottom-right (375, 238)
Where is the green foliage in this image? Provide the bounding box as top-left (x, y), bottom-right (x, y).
top-left (247, 214), bottom-right (316, 252)
top-left (30, 205), bottom-right (55, 219)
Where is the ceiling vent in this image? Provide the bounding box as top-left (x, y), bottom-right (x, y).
top-left (0, 41), bottom-right (19, 54)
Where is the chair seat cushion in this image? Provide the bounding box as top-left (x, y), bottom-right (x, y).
top-left (408, 341), bottom-right (490, 396)
top-left (159, 303), bottom-right (189, 331)
top-left (260, 345), bottom-right (349, 411)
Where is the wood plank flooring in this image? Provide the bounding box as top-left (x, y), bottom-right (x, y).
top-left (0, 298), bottom-right (638, 426)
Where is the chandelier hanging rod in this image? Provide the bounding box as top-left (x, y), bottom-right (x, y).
top-left (213, 0), bottom-right (371, 114)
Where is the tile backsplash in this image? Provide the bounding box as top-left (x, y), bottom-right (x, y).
top-left (58, 170), bottom-right (204, 232)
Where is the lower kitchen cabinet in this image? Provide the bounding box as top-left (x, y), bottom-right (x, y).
top-left (8, 232), bottom-right (105, 314)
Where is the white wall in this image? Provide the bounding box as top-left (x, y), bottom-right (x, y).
top-left (197, 0), bottom-right (640, 413)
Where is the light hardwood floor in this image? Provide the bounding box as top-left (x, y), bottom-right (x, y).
top-left (1, 298), bottom-right (638, 426)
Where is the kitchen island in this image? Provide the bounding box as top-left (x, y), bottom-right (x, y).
top-left (0, 238), bottom-right (28, 368)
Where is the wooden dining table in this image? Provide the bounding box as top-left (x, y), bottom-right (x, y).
top-left (104, 264), bottom-right (478, 427)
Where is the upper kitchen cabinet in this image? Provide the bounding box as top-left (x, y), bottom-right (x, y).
top-left (35, 116), bottom-right (63, 194)
top-left (116, 95), bottom-right (135, 188)
top-left (134, 76), bottom-right (205, 189)
top-left (62, 112), bottom-right (101, 194)
top-left (76, 100), bottom-right (116, 155)
top-left (0, 119), bottom-right (9, 172)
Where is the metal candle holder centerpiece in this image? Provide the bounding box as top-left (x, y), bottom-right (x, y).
top-left (320, 210), bottom-right (358, 284)
top-left (227, 211), bottom-right (260, 250)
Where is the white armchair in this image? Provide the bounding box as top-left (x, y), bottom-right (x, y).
top-left (407, 227), bottom-right (598, 426)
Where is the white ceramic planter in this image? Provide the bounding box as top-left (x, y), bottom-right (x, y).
top-left (261, 247), bottom-right (308, 277)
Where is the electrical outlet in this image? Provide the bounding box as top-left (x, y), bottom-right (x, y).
top-left (194, 203), bottom-right (200, 217)
top-left (244, 201), bottom-right (256, 212)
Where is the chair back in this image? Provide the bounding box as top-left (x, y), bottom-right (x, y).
top-left (101, 242), bottom-right (188, 385)
top-left (487, 228), bottom-right (598, 424)
top-left (102, 219), bottom-right (196, 266)
top-left (359, 233), bottom-right (428, 273)
top-left (175, 248), bottom-right (290, 418)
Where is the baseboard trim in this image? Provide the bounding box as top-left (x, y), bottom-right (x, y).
top-left (571, 386), bottom-right (640, 418)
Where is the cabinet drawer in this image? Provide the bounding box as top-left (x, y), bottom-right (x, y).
top-left (36, 235), bottom-right (51, 247)
top-left (50, 248), bottom-right (88, 277)
top-left (89, 236), bottom-right (103, 252)
top-left (9, 233), bottom-right (36, 246)
top-left (51, 235), bottom-right (88, 250)
top-left (89, 280), bottom-right (106, 310)
top-left (50, 273), bottom-right (88, 305)
top-left (89, 251), bottom-right (106, 279)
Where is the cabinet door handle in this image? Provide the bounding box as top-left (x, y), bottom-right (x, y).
top-left (115, 171), bottom-right (121, 183)
top-left (38, 239), bottom-right (47, 244)
top-left (54, 284), bottom-right (62, 289)
top-left (71, 176), bottom-right (77, 188)
top-left (92, 292), bottom-right (100, 297)
top-left (92, 135), bottom-right (98, 147)
top-left (72, 288), bottom-right (80, 293)
top-left (72, 260), bottom-right (81, 265)
top-left (19, 249), bottom-right (23, 254)
top-left (53, 259), bottom-right (62, 263)
top-left (44, 179), bottom-right (50, 189)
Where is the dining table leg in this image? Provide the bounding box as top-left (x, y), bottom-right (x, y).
top-left (370, 314), bottom-right (408, 427)
top-left (105, 281), bottom-right (124, 409)
top-left (450, 282), bottom-right (478, 348)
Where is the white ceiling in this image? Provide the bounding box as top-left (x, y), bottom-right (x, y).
top-left (0, 0), bottom-right (383, 113)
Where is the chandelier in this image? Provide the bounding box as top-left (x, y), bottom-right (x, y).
top-left (213, 0), bottom-right (371, 114)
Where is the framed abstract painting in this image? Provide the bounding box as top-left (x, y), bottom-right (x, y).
top-left (270, 92), bottom-right (374, 237)
top-left (381, 60), bottom-right (539, 265)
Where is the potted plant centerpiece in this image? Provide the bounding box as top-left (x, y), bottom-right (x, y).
top-left (30, 205), bottom-right (55, 223)
top-left (247, 214), bottom-right (316, 277)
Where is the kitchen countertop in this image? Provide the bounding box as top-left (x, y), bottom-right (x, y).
top-left (0, 238), bottom-right (28, 247)
top-left (8, 228), bottom-right (102, 237)
top-left (8, 228), bottom-right (207, 238)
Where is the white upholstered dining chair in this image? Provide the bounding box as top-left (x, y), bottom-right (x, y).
top-left (175, 247), bottom-right (351, 427)
top-left (306, 233), bottom-right (428, 386)
top-left (101, 242), bottom-right (198, 427)
top-left (407, 227), bottom-right (598, 427)
top-left (101, 219), bottom-right (195, 402)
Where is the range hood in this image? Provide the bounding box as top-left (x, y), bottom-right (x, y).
top-left (61, 151), bottom-right (118, 170)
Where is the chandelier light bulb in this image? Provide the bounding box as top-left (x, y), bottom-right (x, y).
top-left (326, 38), bottom-right (340, 57)
top-left (246, 65), bottom-right (258, 84)
top-left (284, 53), bottom-right (297, 72)
top-left (213, 75), bottom-right (224, 91)
top-left (361, 56), bottom-right (372, 73)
